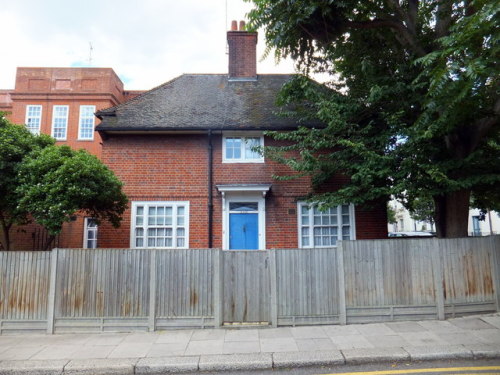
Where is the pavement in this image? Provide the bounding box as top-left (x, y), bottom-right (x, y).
top-left (1, 314), bottom-right (500, 374)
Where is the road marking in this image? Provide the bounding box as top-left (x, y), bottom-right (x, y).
top-left (321, 367), bottom-right (500, 375)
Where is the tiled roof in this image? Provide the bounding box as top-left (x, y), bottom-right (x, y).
top-left (96, 74), bottom-right (320, 132)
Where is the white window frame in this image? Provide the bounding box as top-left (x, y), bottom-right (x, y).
top-left (25, 105), bottom-right (42, 135)
top-left (83, 218), bottom-right (98, 249)
top-left (222, 132), bottom-right (264, 163)
top-left (78, 105), bottom-right (96, 140)
top-left (51, 105), bottom-right (69, 140)
top-left (130, 201), bottom-right (190, 249)
top-left (297, 202), bottom-right (356, 248)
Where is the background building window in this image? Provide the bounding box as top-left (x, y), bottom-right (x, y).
top-left (78, 105), bottom-right (96, 140)
top-left (25, 105), bottom-right (42, 135)
top-left (299, 203), bottom-right (355, 248)
top-left (131, 201), bottom-right (189, 248)
top-left (84, 218), bottom-right (98, 248)
top-left (223, 135), bottom-right (263, 162)
top-left (51, 105), bottom-right (69, 140)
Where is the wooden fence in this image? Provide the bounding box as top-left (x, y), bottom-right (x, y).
top-left (0, 236), bottom-right (498, 334)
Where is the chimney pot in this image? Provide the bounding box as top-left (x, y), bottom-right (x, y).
top-left (231, 20), bottom-right (238, 31)
top-left (239, 20), bottom-right (246, 31)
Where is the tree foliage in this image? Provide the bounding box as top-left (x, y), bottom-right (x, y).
top-left (246, 0), bottom-right (500, 237)
top-left (0, 115), bottom-right (54, 250)
top-left (0, 117), bottom-right (128, 250)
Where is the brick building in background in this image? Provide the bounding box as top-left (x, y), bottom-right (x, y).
top-left (94, 21), bottom-right (388, 250)
top-left (0, 67), bottom-right (143, 250)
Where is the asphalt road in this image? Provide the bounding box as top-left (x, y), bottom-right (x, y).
top-left (194, 359), bottom-right (500, 375)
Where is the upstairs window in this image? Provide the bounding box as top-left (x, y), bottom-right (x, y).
top-left (298, 203), bottom-right (355, 248)
top-left (25, 105), bottom-right (42, 135)
top-left (78, 105), bottom-right (96, 140)
top-left (51, 105), bottom-right (69, 140)
top-left (223, 134), bottom-right (264, 163)
top-left (131, 201), bottom-right (189, 248)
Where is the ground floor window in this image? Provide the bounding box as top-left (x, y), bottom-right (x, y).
top-left (298, 203), bottom-right (355, 248)
top-left (131, 201), bottom-right (189, 248)
top-left (83, 218), bottom-right (98, 248)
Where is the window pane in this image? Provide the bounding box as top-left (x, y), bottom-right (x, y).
top-left (229, 202), bottom-right (258, 211)
top-left (177, 228), bottom-right (185, 237)
top-left (136, 216), bottom-right (143, 225)
top-left (244, 137), bottom-right (261, 159)
top-left (342, 215), bottom-right (350, 225)
top-left (136, 228), bottom-right (144, 237)
top-left (177, 206), bottom-right (184, 216)
top-left (136, 206), bottom-right (144, 215)
top-left (136, 238), bottom-right (143, 247)
top-left (301, 206), bottom-right (309, 215)
top-left (342, 205), bottom-right (350, 214)
top-left (177, 238), bottom-right (185, 247)
top-left (301, 215), bottom-right (309, 225)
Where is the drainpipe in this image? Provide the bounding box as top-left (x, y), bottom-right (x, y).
top-left (207, 130), bottom-right (213, 248)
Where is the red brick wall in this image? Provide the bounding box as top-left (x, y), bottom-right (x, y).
top-left (97, 133), bottom-right (387, 249)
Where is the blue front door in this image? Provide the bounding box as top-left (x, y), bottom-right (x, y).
top-left (229, 213), bottom-right (258, 250)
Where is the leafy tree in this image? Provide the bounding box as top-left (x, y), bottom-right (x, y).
top-left (0, 115), bottom-right (54, 250)
top-left (246, 0), bottom-right (499, 237)
top-left (17, 146), bottom-right (128, 250)
top-left (387, 203), bottom-right (397, 224)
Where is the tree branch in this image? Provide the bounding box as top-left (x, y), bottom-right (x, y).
top-left (346, 19), bottom-right (427, 57)
top-left (436, 0), bottom-right (453, 38)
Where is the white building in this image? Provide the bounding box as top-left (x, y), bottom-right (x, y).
top-left (388, 199), bottom-right (500, 236)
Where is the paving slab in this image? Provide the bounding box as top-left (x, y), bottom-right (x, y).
top-left (190, 329), bottom-right (225, 341)
top-left (184, 339), bottom-right (224, 356)
top-left (31, 345), bottom-right (81, 360)
top-left (480, 315), bottom-right (500, 329)
top-left (198, 353), bottom-right (272, 372)
top-left (401, 331), bottom-right (448, 347)
top-left (385, 321), bottom-right (429, 333)
top-left (0, 359), bottom-right (68, 375)
top-left (272, 350), bottom-right (345, 368)
top-left (365, 335), bottom-right (408, 348)
top-left (62, 345), bottom-right (115, 360)
top-left (155, 330), bottom-right (192, 344)
top-left (341, 347), bottom-right (409, 364)
top-left (258, 328), bottom-right (292, 339)
top-left (465, 344), bottom-right (500, 359)
top-left (404, 345), bottom-right (473, 361)
top-left (323, 325), bottom-right (361, 336)
top-left (107, 343), bottom-right (152, 359)
top-left (328, 335), bottom-right (374, 350)
top-left (472, 329), bottom-right (500, 345)
top-left (0, 346), bottom-right (44, 361)
top-left (450, 317), bottom-right (497, 330)
top-left (136, 356), bottom-right (199, 374)
top-left (355, 323), bottom-right (395, 336)
top-left (83, 334), bottom-right (126, 346)
top-left (417, 320), bottom-right (465, 333)
top-left (146, 343), bottom-right (188, 357)
top-left (436, 332), bottom-right (485, 345)
top-left (122, 333), bottom-right (160, 344)
top-left (290, 326), bottom-right (328, 339)
top-left (295, 338), bottom-right (337, 351)
top-left (260, 338), bottom-right (299, 353)
top-left (224, 329), bottom-right (259, 342)
top-left (64, 358), bottom-right (137, 375)
top-left (222, 341), bottom-right (260, 354)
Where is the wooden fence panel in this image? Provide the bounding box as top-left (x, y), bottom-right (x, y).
top-left (222, 251), bottom-right (270, 323)
top-left (54, 249), bottom-right (151, 318)
top-left (439, 237), bottom-right (497, 316)
top-left (155, 249), bottom-right (214, 324)
top-left (275, 248), bottom-right (340, 325)
top-left (0, 251), bottom-right (51, 320)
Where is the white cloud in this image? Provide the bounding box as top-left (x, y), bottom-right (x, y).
top-left (0, 0), bottom-right (296, 90)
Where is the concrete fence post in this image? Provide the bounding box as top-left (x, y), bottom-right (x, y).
top-left (213, 249), bottom-right (223, 328)
top-left (46, 248), bottom-right (59, 334)
top-left (337, 241), bottom-right (347, 325)
top-left (148, 250), bottom-right (157, 332)
top-left (269, 250), bottom-right (278, 327)
top-left (489, 236), bottom-right (500, 312)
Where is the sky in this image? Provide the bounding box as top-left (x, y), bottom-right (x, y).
top-left (0, 0), bottom-right (296, 90)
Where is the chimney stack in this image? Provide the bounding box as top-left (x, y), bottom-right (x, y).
top-left (227, 20), bottom-right (257, 79)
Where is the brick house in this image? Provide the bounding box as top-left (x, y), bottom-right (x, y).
top-left (94, 22), bottom-right (388, 250)
top-left (0, 67), bottom-right (143, 250)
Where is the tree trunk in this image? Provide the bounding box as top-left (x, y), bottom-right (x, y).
top-left (433, 189), bottom-right (471, 238)
top-left (0, 217), bottom-right (11, 251)
top-left (43, 234), bottom-right (56, 251)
